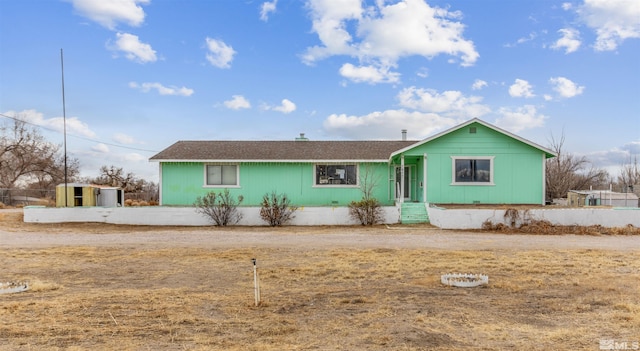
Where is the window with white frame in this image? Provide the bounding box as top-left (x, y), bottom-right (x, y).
top-left (205, 164), bottom-right (238, 186)
top-left (315, 164), bottom-right (357, 186)
top-left (452, 157), bottom-right (494, 184)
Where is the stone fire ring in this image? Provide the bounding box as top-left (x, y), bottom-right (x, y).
top-left (0, 281), bottom-right (29, 294)
top-left (441, 273), bottom-right (489, 288)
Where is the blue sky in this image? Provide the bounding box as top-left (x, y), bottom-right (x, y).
top-left (1, 0), bottom-right (639, 182)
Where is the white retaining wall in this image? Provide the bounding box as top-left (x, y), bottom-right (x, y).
top-left (427, 206), bottom-right (640, 229)
top-left (23, 206), bottom-right (639, 229)
top-left (23, 206), bottom-right (401, 226)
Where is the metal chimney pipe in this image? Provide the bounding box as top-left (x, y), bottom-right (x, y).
top-left (401, 129), bottom-right (407, 141)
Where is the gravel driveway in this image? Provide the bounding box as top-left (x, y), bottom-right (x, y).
top-left (1, 226), bottom-right (639, 250)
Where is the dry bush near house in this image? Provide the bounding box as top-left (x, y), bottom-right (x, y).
top-left (123, 200), bottom-right (150, 207)
top-left (482, 219), bottom-right (640, 235)
top-left (479, 206), bottom-right (640, 235)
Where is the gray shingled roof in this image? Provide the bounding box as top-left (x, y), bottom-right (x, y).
top-left (150, 140), bottom-right (417, 162)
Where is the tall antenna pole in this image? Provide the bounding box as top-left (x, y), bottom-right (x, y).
top-left (61, 49), bottom-right (68, 207)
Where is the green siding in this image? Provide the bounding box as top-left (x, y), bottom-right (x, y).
top-left (160, 162), bottom-right (393, 206)
top-left (392, 122), bottom-right (546, 205)
top-left (159, 121), bottom-right (548, 207)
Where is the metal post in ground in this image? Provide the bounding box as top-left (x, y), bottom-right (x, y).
top-left (252, 258), bottom-right (260, 306)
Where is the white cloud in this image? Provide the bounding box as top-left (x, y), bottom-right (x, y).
top-left (124, 153), bottom-right (146, 162)
top-left (416, 67), bottom-right (429, 78)
top-left (91, 143), bottom-right (110, 153)
top-left (5, 109), bottom-right (97, 138)
top-left (494, 105), bottom-right (547, 132)
top-left (302, 0), bottom-right (362, 63)
top-left (551, 28), bottom-right (581, 53)
top-left (205, 37), bottom-right (236, 69)
top-left (302, 0), bottom-right (478, 83)
top-left (504, 32), bottom-right (538, 48)
top-left (549, 77), bottom-right (585, 98)
top-left (224, 95), bottom-right (251, 110)
top-left (623, 140), bottom-right (640, 155)
top-left (397, 87), bottom-right (490, 118)
top-left (577, 0), bottom-right (640, 51)
top-left (108, 32), bottom-right (157, 63)
top-left (260, 0), bottom-right (278, 21)
top-left (517, 32), bottom-right (537, 45)
top-left (339, 63), bottom-right (400, 84)
top-left (75, 148), bottom-right (156, 182)
top-left (472, 79), bottom-right (488, 90)
top-left (266, 99), bottom-right (297, 114)
top-left (323, 109), bottom-right (457, 140)
top-left (509, 79), bottom-right (535, 98)
top-left (112, 133), bottom-right (136, 144)
top-left (70, 0), bottom-right (149, 30)
top-left (562, 2), bottom-right (573, 11)
top-left (129, 82), bottom-right (194, 96)
top-left (585, 141), bottom-right (640, 172)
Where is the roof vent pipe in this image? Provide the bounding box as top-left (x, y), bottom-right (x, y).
top-left (401, 129), bottom-right (407, 141)
top-left (295, 133), bottom-right (309, 141)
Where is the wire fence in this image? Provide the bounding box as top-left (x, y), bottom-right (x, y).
top-left (0, 188), bottom-right (158, 207)
top-left (0, 188), bottom-right (56, 206)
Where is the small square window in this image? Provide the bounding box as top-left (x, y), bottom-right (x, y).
top-left (315, 164), bottom-right (357, 186)
top-left (451, 157), bottom-right (494, 185)
top-left (206, 165), bottom-right (238, 186)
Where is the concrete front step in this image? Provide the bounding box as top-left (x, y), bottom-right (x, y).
top-left (401, 203), bottom-right (429, 224)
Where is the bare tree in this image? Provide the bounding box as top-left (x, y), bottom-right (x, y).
top-left (94, 165), bottom-right (135, 191)
top-left (617, 155), bottom-right (639, 193)
top-left (25, 154), bottom-right (80, 196)
top-left (0, 118), bottom-right (79, 190)
top-left (86, 165), bottom-right (158, 202)
top-left (546, 132), bottom-right (609, 200)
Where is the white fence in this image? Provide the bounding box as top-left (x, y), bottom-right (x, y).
top-left (427, 206), bottom-right (640, 229)
top-left (23, 206), bottom-right (400, 226)
top-left (23, 205), bottom-right (640, 229)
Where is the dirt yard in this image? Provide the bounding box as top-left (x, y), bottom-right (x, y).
top-left (1, 210), bottom-right (639, 350)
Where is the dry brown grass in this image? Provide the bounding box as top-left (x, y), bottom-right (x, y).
top-left (1, 209), bottom-right (639, 350)
top-left (482, 219), bottom-right (640, 235)
top-left (1, 246), bottom-right (639, 350)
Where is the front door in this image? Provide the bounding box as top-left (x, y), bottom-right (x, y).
top-left (395, 166), bottom-right (411, 201)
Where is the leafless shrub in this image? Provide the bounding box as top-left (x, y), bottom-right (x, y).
top-left (348, 198), bottom-right (383, 225)
top-left (194, 189), bottom-right (244, 226)
top-left (349, 164), bottom-right (384, 225)
top-left (503, 208), bottom-right (520, 228)
top-left (482, 218), bottom-right (640, 235)
top-left (259, 192), bottom-right (297, 226)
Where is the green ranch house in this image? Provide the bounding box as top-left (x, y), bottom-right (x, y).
top-left (150, 118), bottom-right (557, 224)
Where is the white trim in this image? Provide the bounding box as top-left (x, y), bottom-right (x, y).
top-left (400, 155), bottom-right (405, 203)
top-left (450, 156), bottom-right (495, 186)
top-left (204, 164), bottom-right (240, 187)
top-left (423, 153), bottom-right (427, 203)
top-left (542, 153), bottom-right (547, 205)
top-left (313, 163), bottom-right (359, 187)
top-left (158, 163), bottom-right (163, 206)
top-left (390, 118), bottom-right (557, 160)
top-left (395, 164), bottom-right (413, 201)
top-left (153, 159), bottom-right (391, 163)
